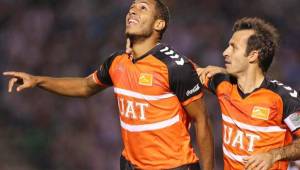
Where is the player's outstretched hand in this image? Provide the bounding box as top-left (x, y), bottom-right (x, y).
top-left (3, 71), bottom-right (37, 93)
top-left (197, 66), bottom-right (227, 84)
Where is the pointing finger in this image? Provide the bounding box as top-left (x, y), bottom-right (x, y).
top-left (3, 71), bottom-right (17, 76)
top-left (3, 71), bottom-right (23, 79)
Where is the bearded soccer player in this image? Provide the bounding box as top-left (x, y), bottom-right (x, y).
top-left (198, 17), bottom-right (300, 170)
top-left (3, 0), bottom-right (214, 169)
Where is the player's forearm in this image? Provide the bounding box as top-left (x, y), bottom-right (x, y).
top-left (195, 120), bottom-right (214, 170)
top-left (35, 76), bottom-right (95, 97)
top-left (269, 138), bottom-right (300, 162)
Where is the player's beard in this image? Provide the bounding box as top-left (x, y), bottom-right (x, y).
top-left (126, 29), bottom-right (153, 43)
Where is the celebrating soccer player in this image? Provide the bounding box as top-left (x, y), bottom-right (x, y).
top-left (198, 17), bottom-right (300, 170)
top-left (3, 0), bottom-right (214, 169)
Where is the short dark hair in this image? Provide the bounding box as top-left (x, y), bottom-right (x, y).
top-left (154, 0), bottom-right (170, 39)
top-left (233, 17), bottom-right (279, 73)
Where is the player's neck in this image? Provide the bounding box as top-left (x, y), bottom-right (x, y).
top-left (131, 36), bottom-right (160, 59)
top-left (237, 67), bottom-right (265, 94)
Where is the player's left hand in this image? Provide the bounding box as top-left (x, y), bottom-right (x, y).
top-left (243, 152), bottom-right (276, 170)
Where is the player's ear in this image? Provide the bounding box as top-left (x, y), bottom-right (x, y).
top-left (154, 19), bottom-right (166, 32)
top-left (248, 50), bottom-right (259, 63)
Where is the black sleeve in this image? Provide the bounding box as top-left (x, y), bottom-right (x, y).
top-left (96, 51), bottom-right (120, 86)
top-left (153, 44), bottom-right (203, 103)
top-left (279, 86), bottom-right (300, 132)
top-left (207, 73), bottom-right (232, 94)
top-left (169, 60), bottom-right (203, 103)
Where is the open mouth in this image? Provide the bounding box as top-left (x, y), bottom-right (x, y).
top-left (127, 16), bottom-right (139, 26)
top-left (128, 18), bottom-right (138, 25)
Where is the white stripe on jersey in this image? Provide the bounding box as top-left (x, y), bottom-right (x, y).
top-left (222, 114), bottom-right (286, 132)
top-left (120, 114), bottom-right (180, 132)
top-left (114, 87), bottom-right (175, 101)
top-left (223, 145), bottom-right (247, 163)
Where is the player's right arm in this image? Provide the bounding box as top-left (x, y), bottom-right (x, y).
top-left (3, 71), bottom-right (103, 97)
top-left (3, 50), bottom-right (120, 97)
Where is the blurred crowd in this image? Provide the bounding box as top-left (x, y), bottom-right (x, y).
top-left (0, 0), bottom-right (299, 169)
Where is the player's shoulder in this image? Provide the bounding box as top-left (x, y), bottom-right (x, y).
top-left (100, 50), bottom-right (127, 71)
top-left (103, 50), bottom-right (127, 65)
top-left (265, 79), bottom-right (299, 100)
top-left (152, 43), bottom-right (191, 67)
top-left (109, 50), bottom-right (126, 60)
top-left (206, 73), bottom-right (236, 94)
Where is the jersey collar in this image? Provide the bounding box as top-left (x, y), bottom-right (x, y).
top-left (237, 78), bottom-right (268, 99)
top-left (130, 43), bottom-right (163, 63)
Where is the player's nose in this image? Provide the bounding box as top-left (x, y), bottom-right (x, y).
top-left (223, 47), bottom-right (229, 58)
top-left (129, 7), bottom-right (137, 16)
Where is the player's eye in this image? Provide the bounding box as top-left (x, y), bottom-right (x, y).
top-left (230, 43), bottom-right (236, 50)
top-left (139, 3), bottom-right (149, 11)
top-left (141, 5), bottom-right (147, 10)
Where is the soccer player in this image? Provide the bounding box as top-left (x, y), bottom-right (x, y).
top-left (197, 17), bottom-right (300, 170)
top-left (3, 0), bottom-right (214, 169)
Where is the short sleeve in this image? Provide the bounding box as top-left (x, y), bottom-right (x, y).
top-left (279, 87), bottom-right (300, 135)
top-left (169, 61), bottom-right (204, 106)
top-left (206, 73), bottom-right (232, 94)
top-left (92, 52), bottom-right (120, 87)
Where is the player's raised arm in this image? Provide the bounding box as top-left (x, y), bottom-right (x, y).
top-left (3, 71), bottom-right (103, 97)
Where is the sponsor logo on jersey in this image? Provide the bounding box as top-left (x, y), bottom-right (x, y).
top-left (251, 106), bottom-right (270, 120)
top-left (186, 84), bottom-right (200, 96)
top-left (139, 73), bottom-right (153, 86)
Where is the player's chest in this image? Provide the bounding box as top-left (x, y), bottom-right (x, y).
top-left (110, 60), bottom-right (170, 94)
top-left (220, 89), bottom-right (283, 123)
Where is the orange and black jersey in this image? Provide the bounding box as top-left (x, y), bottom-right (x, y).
top-left (206, 73), bottom-right (300, 170)
top-left (92, 44), bottom-right (203, 169)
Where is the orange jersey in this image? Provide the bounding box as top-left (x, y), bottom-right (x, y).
top-left (92, 44), bottom-right (203, 169)
top-left (206, 74), bottom-right (300, 170)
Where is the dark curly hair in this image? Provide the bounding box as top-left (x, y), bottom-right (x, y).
top-left (233, 17), bottom-right (279, 73)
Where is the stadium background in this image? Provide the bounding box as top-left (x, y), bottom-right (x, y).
top-left (0, 0), bottom-right (299, 169)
